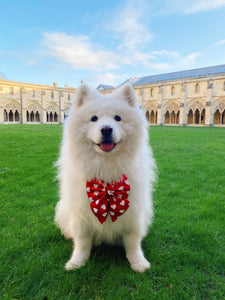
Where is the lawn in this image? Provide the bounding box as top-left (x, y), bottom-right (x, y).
top-left (0, 125), bottom-right (225, 299)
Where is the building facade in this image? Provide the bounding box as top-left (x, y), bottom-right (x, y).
top-left (119, 65), bottom-right (225, 126)
top-left (0, 80), bottom-right (76, 124)
top-left (1, 65), bottom-right (225, 126)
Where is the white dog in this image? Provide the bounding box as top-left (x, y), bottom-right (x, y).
top-left (55, 84), bottom-right (156, 272)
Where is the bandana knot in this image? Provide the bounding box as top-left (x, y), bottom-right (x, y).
top-left (86, 174), bottom-right (130, 224)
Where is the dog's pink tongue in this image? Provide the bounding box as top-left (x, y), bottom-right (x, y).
top-left (100, 142), bottom-right (114, 152)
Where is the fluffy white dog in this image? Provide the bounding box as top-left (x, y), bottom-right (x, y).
top-left (55, 83), bottom-right (156, 272)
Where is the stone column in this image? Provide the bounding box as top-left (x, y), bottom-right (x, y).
top-left (182, 84), bottom-right (188, 125)
top-left (209, 81), bottom-right (214, 126)
top-left (180, 104), bottom-right (184, 125)
top-left (41, 91), bottom-right (46, 124)
top-left (159, 86), bottom-right (164, 125)
top-left (20, 87), bottom-right (24, 124)
top-left (0, 105), bottom-right (3, 123)
top-left (157, 105), bottom-right (161, 125)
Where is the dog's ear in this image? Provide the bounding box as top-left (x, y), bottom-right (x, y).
top-left (120, 84), bottom-right (138, 107)
top-left (74, 84), bottom-right (90, 109)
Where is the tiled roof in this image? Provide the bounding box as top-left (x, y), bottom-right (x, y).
top-left (120, 64), bottom-right (225, 86)
top-left (97, 84), bottom-right (114, 90)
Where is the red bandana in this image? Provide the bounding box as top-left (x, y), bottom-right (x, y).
top-left (86, 174), bottom-right (130, 224)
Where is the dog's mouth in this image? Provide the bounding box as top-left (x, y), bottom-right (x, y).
top-left (98, 141), bottom-right (116, 152)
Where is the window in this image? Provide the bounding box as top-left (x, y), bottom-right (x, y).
top-left (196, 83), bottom-right (200, 93)
top-left (150, 88), bottom-right (154, 97)
top-left (68, 94), bottom-right (70, 101)
top-left (171, 86), bottom-right (175, 95)
top-left (33, 90), bottom-right (35, 97)
top-left (224, 81), bottom-right (225, 91)
top-left (10, 87), bottom-right (14, 95)
top-left (51, 91), bottom-right (54, 99)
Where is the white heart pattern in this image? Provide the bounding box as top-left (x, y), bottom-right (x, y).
top-left (93, 208), bottom-right (98, 213)
top-left (120, 200), bottom-right (125, 206)
top-left (101, 204), bottom-right (106, 210)
top-left (111, 204), bottom-right (116, 210)
top-left (119, 210), bottom-right (125, 213)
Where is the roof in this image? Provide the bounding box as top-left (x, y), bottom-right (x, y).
top-left (97, 84), bottom-right (114, 90)
top-left (120, 64), bottom-right (225, 87)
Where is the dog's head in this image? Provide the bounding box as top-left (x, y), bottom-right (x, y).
top-left (68, 83), bottom-right (146, 156)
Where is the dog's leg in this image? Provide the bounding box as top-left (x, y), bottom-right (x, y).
top-left (65, 236), bottom-right (92, 271)
top-left (123, 232), bottom-right (151, 273)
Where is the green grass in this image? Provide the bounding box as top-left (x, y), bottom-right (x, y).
top-left (0, 125), bottom-right (225, 299)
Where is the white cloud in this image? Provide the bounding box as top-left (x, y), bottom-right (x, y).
top-left (42, 32), bottom-right (119, 71)
top-left (90, 72), bottom-right (122, 86)
top-left (215, 39), bottom-right (225, 46)
top-left (112, 5), bottom-right (152, 52)
top-left (160, 0), bottom-right (225, 14)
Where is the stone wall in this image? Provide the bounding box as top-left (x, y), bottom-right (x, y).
top-left (0, 80), bottom-right (76, 124)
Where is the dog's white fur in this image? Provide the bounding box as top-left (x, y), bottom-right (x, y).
top-left (55, 84), bottom-right (156, 272)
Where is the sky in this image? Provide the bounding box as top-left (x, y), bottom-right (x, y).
top-left (0, 0), bottom-right (225, 88)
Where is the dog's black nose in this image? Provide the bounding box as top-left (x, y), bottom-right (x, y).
top-left (101, 126), bottom-right (113, 137)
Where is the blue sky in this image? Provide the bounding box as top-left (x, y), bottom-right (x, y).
top-left (1, 0), bottom-right (225, 88)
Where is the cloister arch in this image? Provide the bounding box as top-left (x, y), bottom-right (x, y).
top-left (164, 101), bottom-right (180, 125)
top-left (3, 101), bottom-right (20, 122)
top-left (186, 99), bottom-right (206, 125)
top-left (144, 103), bottom-right (158, 124)
top-left (26, 102), bottom-right (41, 123)
top-left (64, 106), bottom-right (71, 121)
top-left (46, 104), bottom-right (59, 123)
top-left (213, 98), bottom-right (225, 125)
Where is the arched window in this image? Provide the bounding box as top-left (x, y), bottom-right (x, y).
top-left (36, 111), bottom-right (40, 122)
top-left (222, 110), bottom-right (225, 124)
top-left (4, 110), bottom-right (8, 122)
top-left (201, 109), bottom-right (205, 124)
top-left (33, 90), bottom-right (35, 97)
top-left (9, 110), bottom-right (13, 122)
top-left (150, 88), bottom-right (154, 97)
top-left (50, 112), bottom-right (53, 122)
top-left (30, 111), bottom-right (34, 122)
top-left (10, 87), bottom-right (14, 95)
top-left (54, 112), bottom-right (58, 122)
top-left (68, 94), bottom-right (70, 101)
top-left (195, 83), bottom-right (200, 93)
top-left (46, 112), bottom-right (49, 122)
top-left (194, 109), bottom-right (200, 124)
top-left (171, 111), bottom-right (175, 124)
top-left (188, 109), bottom-right (193, 124)
top-left (26, 111), bottom-right (30, 122)
top-left (171, 86), bottom-right (175, 96)
top-left (15, 110), bottom-right (19, 122)
top-left (51, 91), bottom-right (54, 99)
top-left (150, 111), bottom-right (155, 124)
top-left (165, 111), bottom-right (170, 124)
top-left (214, 109), bottom-right (220, 125)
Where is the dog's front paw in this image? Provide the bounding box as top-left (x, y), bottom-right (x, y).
top-left (65, 259), bottom-right (85, 271)
top-left (130, 258), bottom-right (151, 273)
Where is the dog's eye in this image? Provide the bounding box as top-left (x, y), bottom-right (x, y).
top-left (114, 115), bottom-right (121, 122)
top-left (91, 116), bottom-right (98, 122)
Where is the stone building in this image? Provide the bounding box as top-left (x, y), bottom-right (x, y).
top-left (1, 64), bottom-right (225, 126)
top-left (119, 64), bottom-right (225, 126)
top-left (0, 79), bottom-right (76, 124)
